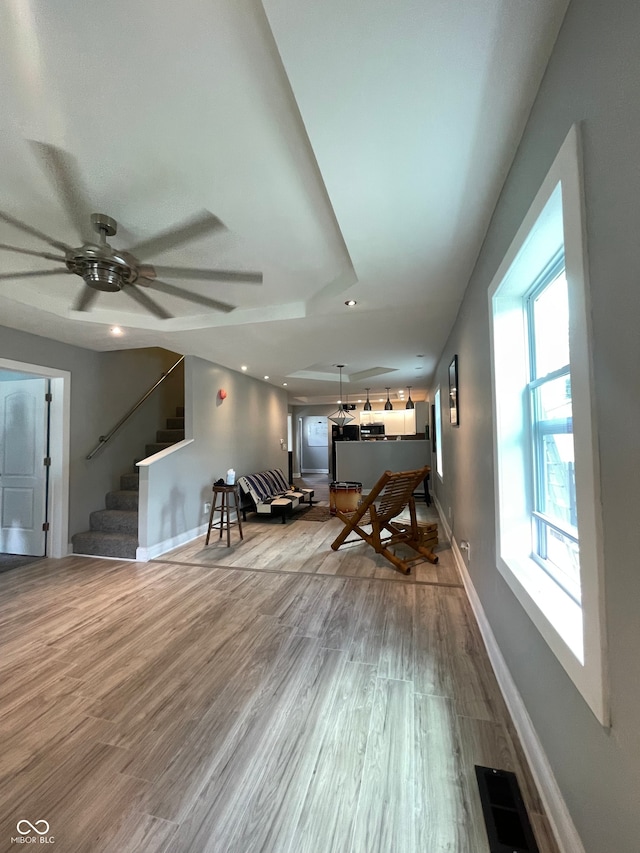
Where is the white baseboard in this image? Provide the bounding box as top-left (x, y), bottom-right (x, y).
top-left (136, 522), bottom-right (209, 562)
top-left (69, 552), bottom-right (136, 562)
top-left (432, 496), bottom-right (585, 853)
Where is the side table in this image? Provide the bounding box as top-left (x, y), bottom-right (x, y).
top-left (205, 484), bottom-right (244, 547)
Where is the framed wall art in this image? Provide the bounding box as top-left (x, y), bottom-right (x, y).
top-left (449, 354), bottom-right (459, 426)
top-left (431, 404), bottom-right (436, 451)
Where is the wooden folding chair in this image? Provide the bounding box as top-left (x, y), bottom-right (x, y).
top-left (330, 466), bottom-right (439, 575)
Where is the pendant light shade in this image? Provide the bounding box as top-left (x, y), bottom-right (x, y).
top-left (405, 386), bottom-right (415, 409)
top-left (329, 365), bottom-right (355, 432)
top-left (384, 387), bottom-right (393, 410)
top-left (364, 387), bottom-right (372, 411)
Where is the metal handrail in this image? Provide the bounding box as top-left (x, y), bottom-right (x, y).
top-left (86, 355), bottom-right (185, 459)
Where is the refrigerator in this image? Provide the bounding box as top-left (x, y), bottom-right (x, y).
top-left (331, 423), bottom-right (360, 480)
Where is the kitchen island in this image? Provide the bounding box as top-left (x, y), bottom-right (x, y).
top-left (335, 439), bottom-right (431, 490)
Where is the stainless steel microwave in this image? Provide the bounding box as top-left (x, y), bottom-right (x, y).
top-left (360, 423), bottom-right (385, 437)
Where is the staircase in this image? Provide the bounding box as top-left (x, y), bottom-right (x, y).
top-left (72, 407), bottom-right (185, 559)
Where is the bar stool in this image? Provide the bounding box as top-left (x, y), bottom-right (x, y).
top-left (205, 484), bottom-right (244, 547)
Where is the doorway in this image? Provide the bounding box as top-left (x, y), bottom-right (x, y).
top-left (0, 375), bottom-right (49, 556)
top-left (0, 359), bottom-right (70, 560)
top-left (300, 415), bottom-right (329, 475)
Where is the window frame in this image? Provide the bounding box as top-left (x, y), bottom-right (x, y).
top-left (525, 260), bottom-right (580, 602)
top-left (488, 125), bottom-right (608, 725)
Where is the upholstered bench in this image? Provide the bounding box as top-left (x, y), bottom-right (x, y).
top-left (237, 469), bottom-right (314, 524)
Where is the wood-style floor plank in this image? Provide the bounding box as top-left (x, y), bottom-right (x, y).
top-left (414, 693), bottom-right (482, 853)
top-left (214, 647), bottom-right (346, 853)
top-left (292, 661), bottom-right (377, 853)
top-left (350, 677), bottom-right (415, 853)
top-left (438, 587), bottom-right (499, 720)
top-left (377, 581), bottom-right (415, 681)
top-left (0, 500), bottom-right (560, 853)
top-left (412, 584), bottom-right (450, 696)
top-left (163, 636), bottom-right (328, 850)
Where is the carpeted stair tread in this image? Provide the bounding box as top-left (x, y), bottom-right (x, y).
top-left (106, 490), bottom-right (139, 511)
top-left (166, 417), bottom-right (185, 430)
top-left (72, 531), bottom-right (138, 559)
top-left (120, 472), bottom-right (139, 491)
top-left (156, 428), bottom-right (185, 442)
top-left (90, 509), bottom-right (138, 534)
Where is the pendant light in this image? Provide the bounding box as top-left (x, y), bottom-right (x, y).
top-left (405, 386), bottom-right (415, 409)
top-left (363, 388), bottom-right (372, 411)
top-left (329, 365), bottom-right (355, 434)
top-left (384, 387), bottom-right (393, 410)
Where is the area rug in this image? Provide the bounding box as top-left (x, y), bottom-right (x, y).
top-left (296, 504), bottom-right (333, 522)
top-left (0, 554), bottom-right (43, 574)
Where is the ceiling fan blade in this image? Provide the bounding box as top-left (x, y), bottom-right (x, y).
top-left (125, 212), bottom-right (225, 261)
top-left (0, 268), bottom-right (68, 281)
top-left (73, 287), bottom-right (99, 312)
top-left (123, 284), bottom-right (173, 319)
top-left (143, 279), bottom-right (236, 313)
top-left (0, 242), bottom-right (67, 263)
top-left (152, 265), bottom-right (263, 284)
top-left (0, 210), bottom-right (72, 253)
top-left (29, 141), bottom-right (93, 243)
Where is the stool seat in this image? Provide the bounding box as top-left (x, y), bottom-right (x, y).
top-left (205, 484), bottom-right (244, 547)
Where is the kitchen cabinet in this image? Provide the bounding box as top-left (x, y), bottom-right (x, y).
top-left (359, 409), bottom-right (416, 435)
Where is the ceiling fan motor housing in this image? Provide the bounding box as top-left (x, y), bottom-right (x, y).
top-left (66, 243), bottom-right (138, 292)
top-left (80, 261), bottom-right (126, 292)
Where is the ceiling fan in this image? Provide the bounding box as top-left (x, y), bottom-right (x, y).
top-left (0, 142), bottom-right (263, 318)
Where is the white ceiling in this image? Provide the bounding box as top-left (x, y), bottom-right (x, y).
top-left (0, 0), bottom-right (569, 405)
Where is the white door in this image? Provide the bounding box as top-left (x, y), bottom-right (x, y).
top-left (0, 379), bottom-right (48, 555)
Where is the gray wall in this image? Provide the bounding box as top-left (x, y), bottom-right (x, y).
top-left (291, 405), bottom-right (334, 474)
top-left (430, 1), bottom-right (640, 850)
top-left (0, 325), bottom-right (183, 540)
top-left (139, 354), bottom-right (290, 552)
top-left (188, 354), bottom-right (289, 483)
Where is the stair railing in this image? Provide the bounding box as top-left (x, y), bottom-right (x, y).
top-left (87, 356), bottom-right (185, 459)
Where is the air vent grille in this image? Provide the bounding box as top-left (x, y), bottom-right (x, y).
top-left (475, 765), bottom-right (540, 853)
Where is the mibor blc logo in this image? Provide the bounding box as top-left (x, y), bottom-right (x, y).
top-left (11, 820), bottom-right (55, 844)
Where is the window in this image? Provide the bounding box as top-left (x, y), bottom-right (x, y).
top-left (434, 387), bottom-right (443, 477)
top-left (527, 264), bottom-right (580, 603)
top-left (488, 126), bottom-right (607, 724)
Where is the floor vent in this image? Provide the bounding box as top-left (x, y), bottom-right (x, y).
top-left (475, 765), bottom-right (540, 853)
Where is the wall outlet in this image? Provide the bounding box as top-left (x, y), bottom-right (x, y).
top-left (460, 540), bottom-right (471, 562)
top-left (204, 502), bottom-right (211, 514)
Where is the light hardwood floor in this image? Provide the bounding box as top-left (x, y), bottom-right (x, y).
top-left (0, 504), bottom-right (560, 853)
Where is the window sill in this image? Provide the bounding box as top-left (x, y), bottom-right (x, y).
top-left (498, 552), bottom-right (584, 664)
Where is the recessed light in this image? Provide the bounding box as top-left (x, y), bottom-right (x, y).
top-left (283, 382), bottom-right (288, 386)
top-left (241, 365), bottom-right (248, 371)
top-left (345, 299), bottom-right (357, 307)
top-left (264, 375), bottom-right (269, 380)
top-left (110, 326), bottom-right (124, 336)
